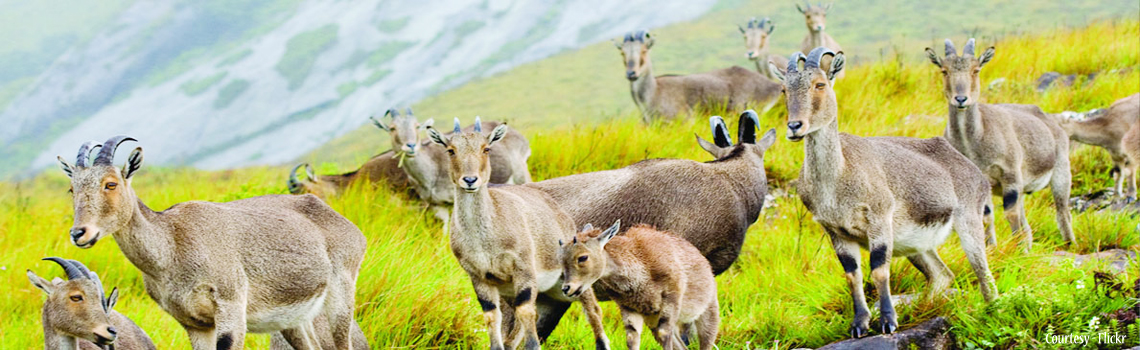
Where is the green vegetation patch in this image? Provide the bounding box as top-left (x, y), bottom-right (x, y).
top-left (276, 24), bottom-right (339, 90)
top-left (179, 72), bottom-right (227, 96)
top-left (213, 79), bottom-right (250, 109)
top-left (362, 69), bottom-right (392, 86)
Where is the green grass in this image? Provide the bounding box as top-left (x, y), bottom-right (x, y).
top-left (2, 18), bottom-right (1139, 350)
top-left (276, 24), bottom-right (339, 90)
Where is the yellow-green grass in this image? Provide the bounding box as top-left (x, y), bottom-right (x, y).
top-left (3, 21), bottom-right (1139, 348)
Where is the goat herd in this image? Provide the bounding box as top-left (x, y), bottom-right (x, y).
top-left (27, 3), bottom-right (1139, 350)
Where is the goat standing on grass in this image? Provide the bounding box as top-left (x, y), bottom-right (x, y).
top-left (373, 109), bottom-right (532, 220)
top-left (1055, 93), bottom-right (1139, 200)
top-left (28, 258), bottom-right (156, 350)
top-left (58, 136), bottom-right (367, 349)
top-left (796, 2), bottom-right (843, 79)
top-left (287, 154), bottom-right (412, 198)
top-left (427, 120), bottom-right (610, 350)
top-left (771, 47), bottom-right (998, 338)
top-left (739, 17), bottom-right (788, 82)
top-left (559, 221), bottom-right (719, 350)
top-left (617, 30), bottom-right (782, 122)
top-left (526, 111), bottom-right (775, 340)
top-left (925, 39), bottom-right (1075, 250)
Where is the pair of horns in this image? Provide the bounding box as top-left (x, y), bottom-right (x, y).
top-left (383, 107), bottom-right (415, 118)
top-left (624, 30), bottom-right (650, 43)
top-left (42, 257), bottom-right (110, 311)
top-left (709, 110), bottom-right (761, 147)
top-left (944, 38), bottom-right (977, 57)
top-left (452, 116), bottom-right (484, 133)
top-left (785, 47), bottom-right (835, 73)
top-left (73, 136), bottom-right (135, 168)
top-left (747, 17), bottom-right (770, 28)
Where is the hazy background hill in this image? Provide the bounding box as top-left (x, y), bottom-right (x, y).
top-left (0, 0), bottom-right (717, 178)
top-left (1, 0), bottom-right (1136, 179)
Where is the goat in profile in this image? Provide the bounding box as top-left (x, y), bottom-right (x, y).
top-left (27, 257), bottom-right (155, 350)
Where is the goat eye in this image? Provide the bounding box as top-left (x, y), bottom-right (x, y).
top-left (815, 83), bottom-right (826, 89)
top-left (105, 182), bottom-right (117, 190)
top-left (70, 295), bottom-right (83, 302)
top-left (447, 149), bottom-right (455, 156)
top-left (483, 148), bottom-right (491, 153)
top-left (578, 256), bottom-right (588, 263)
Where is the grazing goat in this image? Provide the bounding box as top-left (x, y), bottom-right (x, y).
top-left (28, 258), bottom-right (156, 350)
top-left (526, 111), bottom-right (776, 340)
top-left (1055, 93), bottom-right (1140, 200)
top-left (796, 2), bottom-right (844, 79)
top-left (617, 30), bottom-right (782, 122)
top-left (739, 17), bottom-right (788, 82)
top-left (560, 221), bottom-right (719, 350)
top-left (372, 109), bottom-right (532, 220)
top-left (771, 47), bottom-right (998, 337)
top-left (427, 120), bottom-right (610, 350)
top-left (57, 136), bottom-right (366, 349)
top-left (287, 153), bottom-right (412, 198)
top-left (925, 39), bottom-right (1075, 249)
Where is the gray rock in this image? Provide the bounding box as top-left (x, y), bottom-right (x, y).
top-left (817, 317), bottom-right (954, 350)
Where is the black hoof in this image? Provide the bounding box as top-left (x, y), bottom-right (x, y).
top-left (850, 325), bottom-right (869, 338)
top-left (880, 319), bottom-right (897, 334)
top-left (595, 339), bottom-right (610, 350)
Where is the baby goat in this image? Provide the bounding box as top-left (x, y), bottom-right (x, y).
top-left (560, 221), bottom-right (718, 350)
top-left (27, 258), bottom-right (155, 350)
top-left (428, 120), bottom-right (609, 350)
top-left (772, 47), bottom-right (997, 337)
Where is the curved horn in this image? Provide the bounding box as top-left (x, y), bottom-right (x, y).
top-left (474, 116), bottom-right (482, 133)
top-left (944, 39), bottom-right (957, 57)
top-left (303, 163), bottom-right (316, 181)
top-left (405, 107), bottom-right (414, 116)
top-left (42, 257), bottom-right (86, 280)
top-left (738, 110), bottom-right (760, 144)
top-left (75, 141), bottom-right (102, 168)
top-left (453, 118), bottom-right (462, 133)
top-left (92, 136), bottom-right (136, 166)
top-left (287, 163), bottom-right (306, 193)
top-left (68, 259), bottom-right (109, 312)
top-left (805, 47), bottom-right (835, 69)
top-left (787, 52), bottom-right (806, 73)
top-left (385, 108), bottom-right (399, 119)
top-left (709, 116), bottom-right (733, 147)
top-left (964, 38), bottom-right (976, 56)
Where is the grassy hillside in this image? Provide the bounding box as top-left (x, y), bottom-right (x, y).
top-left (2, 20), bottom-right (1138, 348)
top-left (305, 0), bottom-right (1138, 168)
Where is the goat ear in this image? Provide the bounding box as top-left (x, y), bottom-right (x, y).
top-left (827, 52), bottom-right (845, 82)
top-left (106, 287), bottom-right (120, 311)
top-left (613, 39), bottom-right (622, 50)
top-left (427, 127), bottom-right (449, 147)
top-left (796, 4), bottom-right (805, 13)
top-left (768, 60), bottom-right (786, 82)
top-left (645, 36), bottom-right (654, 49)
top-left (757, 128), bottom-right (778, 152)
top-left (27, 270), bottom-right (55, 295)
top-left (597, 220), bottom-right (620, 247)
top-left (924, 47), bottom-right (942, 68)
top-left (57, 156), bottom-right (74, 178)
top-left (419, 118), bottom-right (435, 130)
top-left (695, 134), bottom-right (722, 156)
top-left (370, 116), bottom-right (390, 132)
top-left (122, 147), bottom-right (143, 180)
top-left (582, 223), bottom-right (594, 232)
top-left (304, 164), bottom-right (317, 181)
top-left (979, 46), bottom-right (995, 68)
top-left (738, 24), bottom-right (746, 34)
top-left (487, 124), bottom-right (509, 146)
top-left (767, 24), bottom-right (775, 34)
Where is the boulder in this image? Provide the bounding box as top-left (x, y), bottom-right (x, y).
top-left (817, 317), bottom-right (954, 350)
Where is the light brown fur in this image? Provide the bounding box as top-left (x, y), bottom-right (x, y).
top-left (560, 222), bottom-right (718, 350)
top-left (617, 30), bottom-right (782, 122)
top-left (739, 17), bottom-right (788, 82)
top-left (58, 137), bottom-right (366, 350)
top-left (1055, 93), bottom-right (1140, 199)
top-left (774, 47), bottom-right (997, 338)
top-left (796, 3), bottom-right (844, 79)
top-left (287, 152), bottom-right (412, 198)
top-left (925, 39), bottom-right (1075, 250)
top-left (1124, 123), bottom-right (1140, 197)
top-left (427, 122), bottom-right (610, 350)
top-left (28, 258), bottom-right (156, 350)
top-left (525, 111), bottom-right (775, 339)
top-left (374, 110), bottom-right (532, 220)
